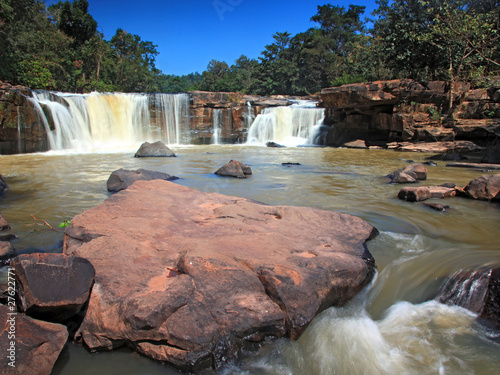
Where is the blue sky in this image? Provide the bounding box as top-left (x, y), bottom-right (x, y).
top-left (46, 0), bottom-right (379, 76)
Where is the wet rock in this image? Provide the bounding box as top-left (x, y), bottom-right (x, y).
top-left (463, 174), bottom-right (500, 201)
top-left (107, 168), bottom-right (179, 192)
top-left (446, 162), bottom-right (500, 171)
top-left (215, 160), bottom-right (252, 179)
top-left (0, 304), bottom-right (68, 375)
top-left (134, 141), bottom-right (176, 157)
top-left (422, 203), bottom-right (450, 212)
top-left (63, 180), bottom-right (377, 372)
top-left (436, 267), bottom-right (500, 331)
top-left (0, 174), bottom-right (8, 195)
top-left (282, 162), bottom-right (301, 166)
top-left (266, 141), bottom-right (285, 148)
top-left (11, 253), bottom-right (95, 322)
top-left (0, 213), bottom-right (10, 231)
top-left (398, 185), bottom-right (457, 202)
top-left (387, 164), bottom-right (428, 184)
top-left (0, 241), bottom-right (15, 260)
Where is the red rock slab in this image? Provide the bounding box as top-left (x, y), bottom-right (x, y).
top-left (63, 180), bottom-right (377, 371)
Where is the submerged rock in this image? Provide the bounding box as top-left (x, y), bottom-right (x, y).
top-left (63, 180), bottom-right (377, 372)
top-left (215, 160), bottom-right (252, 179)
top-left (11, 253), bottom-right (95, 322)
top-left (266, 141), bottom-right (285, 148)
top-left (107, 168), bottom-right (179, 192)
top-left (134, 141), bottom-right (176, 157)
top-left (0, 304), bottom-right (68, 375)
top-left (0, 174), bottom-right (8, 195)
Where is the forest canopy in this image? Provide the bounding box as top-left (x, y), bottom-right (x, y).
top-left (0, 0), bottom-right (499, 94)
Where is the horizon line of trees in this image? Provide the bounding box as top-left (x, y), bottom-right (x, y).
top-left (1, 0), bottom-right (499, 95)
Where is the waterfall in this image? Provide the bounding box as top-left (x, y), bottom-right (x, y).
top-left (211, 109), bottom-right (222, 145)
top-left (246, 101), bottom-right (325, 146)
top-left (29, 91), bottom-right (190, 153)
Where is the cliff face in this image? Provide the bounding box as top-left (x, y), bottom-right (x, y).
top-left (0, 83), bottom-right (49, 154)
top-left (319, 79), bottom-right (500, 148)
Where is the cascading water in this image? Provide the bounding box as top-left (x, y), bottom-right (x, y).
top-left (246, 101), bottom-right (325, 146)
top-left (29, 91), bottom-right (190, 153)
top-left (211, 109), bottom-right (222, 145)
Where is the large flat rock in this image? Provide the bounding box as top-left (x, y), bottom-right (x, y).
top-left (63, 180), bottom-right (377, 371)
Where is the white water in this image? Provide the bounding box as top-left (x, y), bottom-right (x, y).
top-left (29, 92), bottom-right (190, 153)
top-left (212, 108), bottom-right (222, 145)
top-left (246, 102), bottom-right (325, 146)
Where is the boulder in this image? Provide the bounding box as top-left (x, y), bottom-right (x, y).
top-left (10, 253), bottom-right (95, 322)
top-left (398, 185), bottom-right (457, 202)
top-left (0, 304), bottom-right (68, 375)
top-left (134, 141), bottom-right (176, 157)
top-left (215, 160), bottom-right (252, 179)
top-left (463, 174), bottom-right (500, 201)
top-left (266, 141), bottom-right (285, 148)
top-left (107, 168), bottom-right (179, 192)
top-left (63, 180), bottom-right (377, 371)
top-left (436, 267), bottom-right (500, 330)
top-left (387, 164), bottom-right (428, 184)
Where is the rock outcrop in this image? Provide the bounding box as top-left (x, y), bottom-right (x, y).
top-left (107, 168), bottom-right (178, 192)
top-left (11, 253), bottom-right (95, 322)
top-left (63, 180), bottom-right (377, 371)
top-left (320, 80), bottom-right (500, 149)
top-left (0, 304), bottom-right (68, 375)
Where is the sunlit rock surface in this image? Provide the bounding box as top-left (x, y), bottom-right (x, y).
top-left (63, 180), bottom-right (377, 371)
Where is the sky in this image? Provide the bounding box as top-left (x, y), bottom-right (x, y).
top-left (45, 0), bottom-right (379, 76)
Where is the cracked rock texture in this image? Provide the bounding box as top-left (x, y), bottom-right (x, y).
top-left (63, 180), bottom-right (377, 371)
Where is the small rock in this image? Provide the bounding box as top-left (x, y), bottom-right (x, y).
top-left (398, 185), bottom-right (456, 202)
top-left (343, 139), bottom-right (367, 149)
top-left (282, 162), bottom-right (301, 166)
top-left (266, 141), bottom-right (285, 148)
top-left (0, 174), bottom-right (8, 195)
top-left (423, 203), bottom-right (450, 212)
top-left (215, 160), bottom-right (252, 179)
top-left (0, 213), bottom-right (10, 231)
top-left (387, 164), bottom-right (428, 184)
top-left (134, 141), bottom-right (176, 157)
top-left (11, 253), bottom-right (95, 322)
top-left (0, 304), bottom-right (68, 375)
top-left (107, 168), bottom-right (179, 192)
top-left (0, 241), bottom-right (15, 260)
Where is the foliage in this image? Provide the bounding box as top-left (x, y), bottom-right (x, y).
top-left (0, 0), bottom-right (498, 95)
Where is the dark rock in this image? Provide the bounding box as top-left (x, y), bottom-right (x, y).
top-left (436, 267), bottom-right (500, 331)
top-left (282, 162), bottom-right (301, 166)
top-left (63, 180), bottom-right (377, 372)
top-left (0, 304), bottom-right (68, 375)
top-left (10, 253), bottom-right (95, 322)
top-left (0, 241), bottom-right (15, 260)
top-left (427, 153), bottom-right (468, 161)
top-left (488, 148), bottom-right (500, 164)
top-left (423, 161), bottom-right (438, 166)
top-left (215, 160), bottom-right (252, 179)
top-left (266, 141), bottom-right (285, 148)
top-left (134, 141), bottom-right (176, 157)
top-left (0, 174), bottom-right (8, 195)
top-left (463, 174), bottom-right (500, 201)
top-left (387, 164), bottom-right (428, 184)
top-left (107, 168), bottom-right (179, 192)
top-left (398, 185), bottom-right (457, 202)
top-left (446, 162), bottom-right (500, 171)
top-left (0, 234), bottom-right (16, 241)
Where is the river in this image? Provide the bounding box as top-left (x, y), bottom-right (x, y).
top-left (0, 144), bottom-right (499, 374)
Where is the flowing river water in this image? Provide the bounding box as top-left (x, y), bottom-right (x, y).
top-left (1, 144), bottom-right (499, 374)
